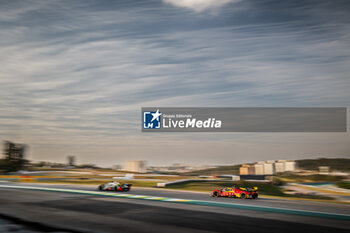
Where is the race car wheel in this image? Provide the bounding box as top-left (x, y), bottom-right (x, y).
top-left (213, 191), bottom-right (219, 197)
top-left (240, 193), bottom-right (247, 199)
top-left (252, 193), bottom-right (258, 199)
top-left (98, 185), bottom-right (104, 191)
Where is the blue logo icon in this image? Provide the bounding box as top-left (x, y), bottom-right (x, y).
top-left (143, 109), bottom-right (162, 129)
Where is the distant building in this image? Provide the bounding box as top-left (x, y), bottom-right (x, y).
top-left (2, 141), bottom-right (28, 172)
top-left (241, 160), bottom-right (298, 176)
top-left (124, 160), bottom-right (147, 173)
top-left (67, 155), bottom-right (76, 167)
top-left (275, 160), bottom-right (296, 173)
top-left (275, 160), bottom-right (286, 173)
top-left (239, 164), bottom-right (249, 175)
top-left (248, 165), bottom-right (255, 175)
top-left (254, 163), bottom-right (264, 175)
top-left (262, 161), bottom-right (275, 175)
top-left (3, 141), bottom-right (27, 160)
top-left (239, 164), bottom-right (255, 175)
top-left (285, 160), bottom-right (296, 172)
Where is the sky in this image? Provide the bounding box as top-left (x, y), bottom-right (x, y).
top-left (0, 0), bottom-right (349, 167)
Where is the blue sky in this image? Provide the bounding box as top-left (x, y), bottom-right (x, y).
top-left (0, 0), bottom-right (349, 166)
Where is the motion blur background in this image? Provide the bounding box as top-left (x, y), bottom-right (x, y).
top-left (0, 0), bottom-right (349, 167)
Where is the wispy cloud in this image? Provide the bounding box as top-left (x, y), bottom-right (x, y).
top-left (0, 0), bottom-right (349, 166)
top-left (163, 0), bottom-right (241, 12)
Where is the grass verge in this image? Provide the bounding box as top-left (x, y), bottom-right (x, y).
top-left (337, 181), bottom-right (350, 189)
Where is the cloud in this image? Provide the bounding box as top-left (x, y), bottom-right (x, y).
top-left (0, 0), bottom-right (349, 165)
top-left (163, 0), bottom-right (240, 12)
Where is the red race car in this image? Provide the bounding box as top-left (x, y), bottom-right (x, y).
top-left (210, 186), bottom-right (258, 199)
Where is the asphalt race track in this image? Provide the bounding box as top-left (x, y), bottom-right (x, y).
top-left (0, 183), bottom-right (349, 233)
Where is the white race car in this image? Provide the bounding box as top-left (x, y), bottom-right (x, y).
top-left (98, 181), bottom-right (132, 192)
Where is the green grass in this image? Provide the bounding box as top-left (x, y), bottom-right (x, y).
top-left (277, 174), bottom-right (344, 183)
top-left (298, 158), bottom-right (350, 171)
top-left (285, 193), bottom-right (334, 200)
top-left (337, 182), bottom-right (350, 189)
top-left (182, 165), bottom-right (241, 176)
